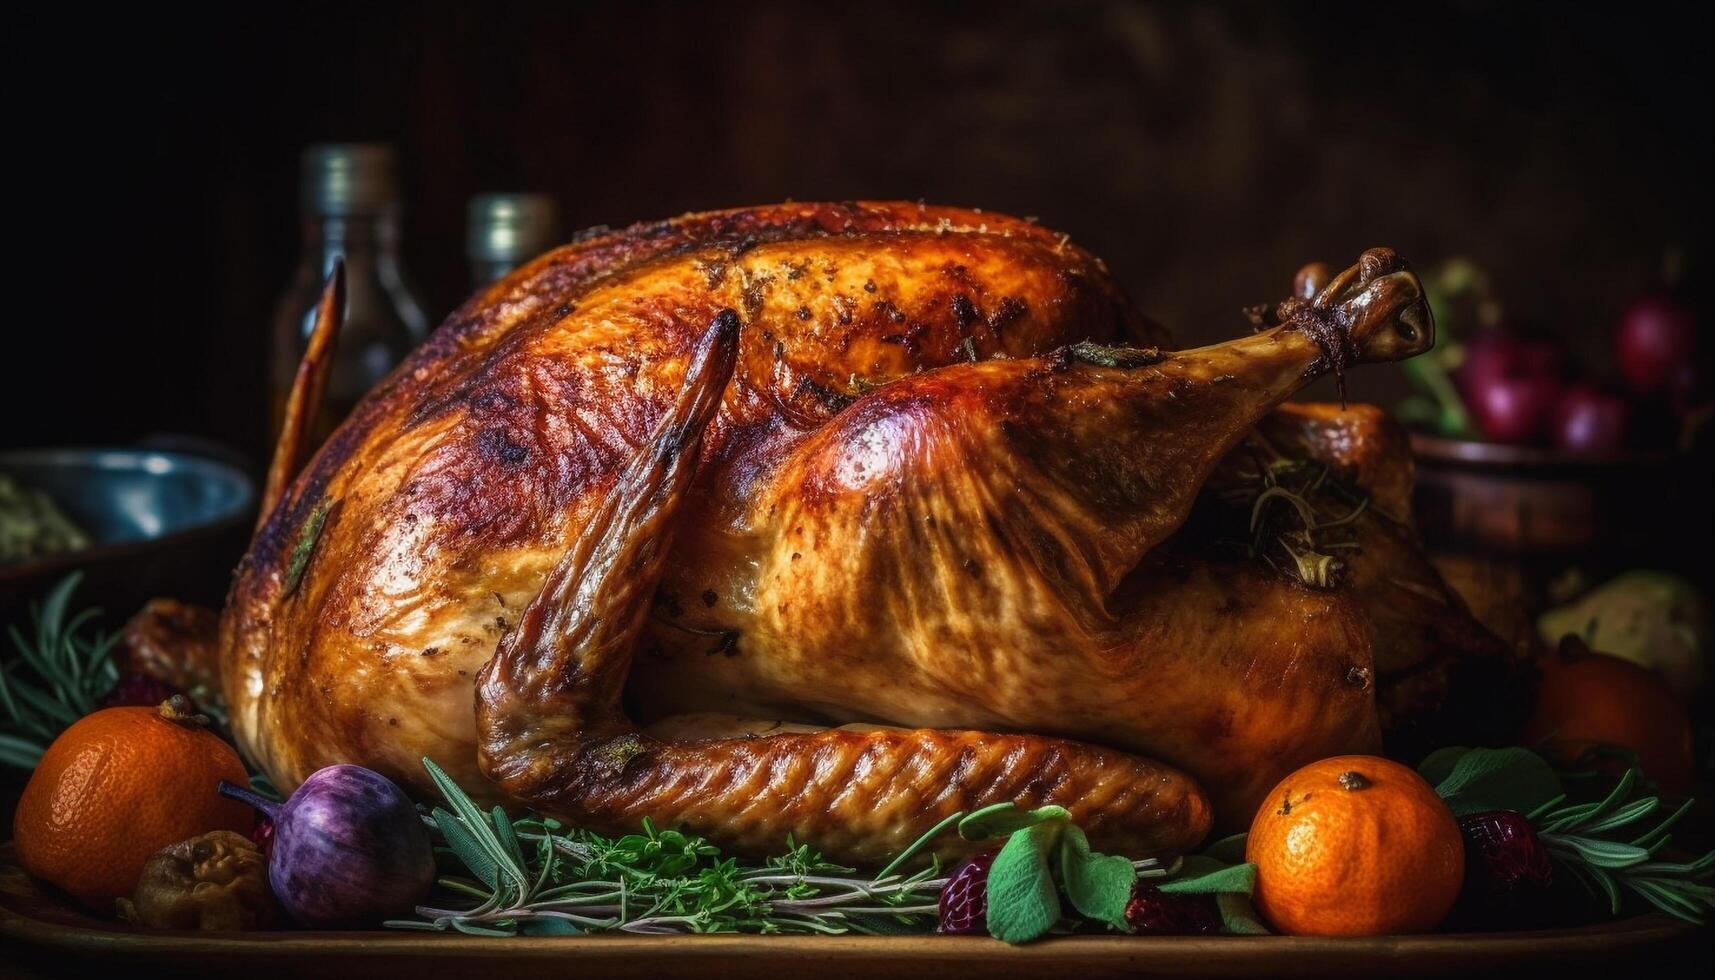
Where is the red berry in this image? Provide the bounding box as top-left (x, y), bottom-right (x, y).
top-left (938, 849), bottom-right (998, 934)
top-left (1123, 885), bottom-right (1222, 935)
top-left (1456, 810), bottom-right (1555, 927)
top-left (100, 672), bottom-right (186, 709)
top-left (252, 813), bottom-right (276, 860)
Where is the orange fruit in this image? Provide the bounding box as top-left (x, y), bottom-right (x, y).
top-left (1523, 649), bottom-right (1695, 791)
top-left (1247, 755), bottom-right (1463, 936)
top-left (13, 697), bottom-right (252, 912)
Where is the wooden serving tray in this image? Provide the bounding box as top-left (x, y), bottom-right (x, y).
top-left (1, 845), bottom-right (1707, 979)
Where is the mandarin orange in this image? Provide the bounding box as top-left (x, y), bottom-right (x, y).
top-left (1246, 754), bottom-right (1463, 936)
top-left (1523, 649), bottom-right (1695, 791)
top-left (13, 697), bottom-right (252, 912)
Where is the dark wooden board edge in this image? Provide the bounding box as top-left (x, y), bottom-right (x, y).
top-left (2, 845), bottom-right (1708, 979)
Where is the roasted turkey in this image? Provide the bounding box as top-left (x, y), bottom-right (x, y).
top-left (213, 202), bottom-right (1522, 865)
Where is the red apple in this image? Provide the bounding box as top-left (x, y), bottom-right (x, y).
top-left (1459, 327), bottom-right (1568, 443)
top-left (1469, 374), bottom-right (1564, 444)
top-left (1553, 385), bottom-right (1630, 454)
top-left (1615, 294), bottom-right (1698, 398)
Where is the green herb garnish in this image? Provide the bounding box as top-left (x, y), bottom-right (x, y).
top-left (1418, 747), bottom-right (1714, 924)
top-left (0, 573), bottom-right (121, 768)
top-left (282, 503), bottom-right (329, 597)
top-left (392, 758), bottom-right (952, 936)
top-left (392, 763), bottom-right (1220, 941)
top-left (1213, 448), bottom-right (1369, 589)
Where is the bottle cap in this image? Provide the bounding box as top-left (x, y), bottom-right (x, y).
top-left (467, 193), bottom-right (560, 265)
top-left (301, 144), bottom-right (399, 216)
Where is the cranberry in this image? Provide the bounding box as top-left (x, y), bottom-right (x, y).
top-left (1124, 885), bottom-right (1222, 935)
top-left (100, 672), bottom-right (186, 709)
top-left (938, 848), bottom-right (999, 934)
top-left (1456, 810), bottom-right (1555, 927)
top-left (252, 813), bottom-right (276, 860)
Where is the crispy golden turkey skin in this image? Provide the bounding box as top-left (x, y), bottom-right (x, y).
top-left (222, 201), bottom-right (1453, 863)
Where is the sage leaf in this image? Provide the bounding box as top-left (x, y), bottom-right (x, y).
top-left (1159, 858), bottom-right (1258, 896)
top-left (1416, 745), bottom-right (1471, 788)
top-left (1058, 824), bottom-right (1135, 930)
top-left (493, 805), bottom-right (526, 868)
top-left (1215, 892), bottom-right (1271, 935)
top-left (434, 807), bottom-right (500, 888)
top-left (1434, 747), bottom-right (1563, 816)
top-left (519, 917), bottom-right (583, 936)
top-left (985, 821), bottom-right (1062, 944)
top-left (424, 758), bottom-right (528, 890)
top-left (1202, 833), bottom-right (1248, 864)
top-left (958, 803), bottom-right (1072, 842)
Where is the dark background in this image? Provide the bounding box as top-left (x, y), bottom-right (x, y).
top-left (4, 1), bottom-right (1710, 465)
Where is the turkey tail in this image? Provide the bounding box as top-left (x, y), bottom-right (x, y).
top-left (258, 260), bottom-right (345, 529)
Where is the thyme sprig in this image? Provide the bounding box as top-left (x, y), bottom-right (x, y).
top-left (0, 573), bottom-right (121, 768)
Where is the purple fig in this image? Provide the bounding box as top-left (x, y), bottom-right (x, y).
top-left (220, 764), bottom-right (433, 928)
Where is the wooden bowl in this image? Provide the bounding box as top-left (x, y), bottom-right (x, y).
top-left (1409, 434), bottom-right (1701, 564)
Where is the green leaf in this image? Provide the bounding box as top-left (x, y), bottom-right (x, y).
top-left (1159, 858), bottom-right (1257, 896)
top-left (1580, 797), bottom-right (1659, 836)
top-left (1202, 833), bottom-right (1248, 864)
top-left (958, 803), bottom-right (1071, 842)
top-left (519, 917), bottom-right (583, 935)
top-left (875, 810), bottom-right (966, 880)
top-left (1058, 824), bottom-right (1135, 930)
top-left (423, 758), bottom-right (527, 891)
top-left (435, 807), bottom-right (500, 889)
top-left (1434, 747), bottom-right (1563, 816)
top-left (493, 806), bottom-right (527, 869)
top-left (1548, 835), bottom-right (1652, 870)
top-left (1214, 892), bottom-right (1271, 935)
top-left (985, 822), bottom-right (1063, 944)
top-left (1631, 798), bottom-right (1695, 849)
top-left (283, 503), bottom-right (330, 597)
top-left (1627, 879), bottom-right (1706, 923)
top-left (1416, 746), bottom-right (1471, 788)
top-left (1586, 866), bottom-right (1622, 916)
top-left (451, 918), bottom-right (516, 937)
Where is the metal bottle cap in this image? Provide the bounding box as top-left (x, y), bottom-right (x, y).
top-left (467, 193), bottom-right (560, 264)
top-left (300, 144), bottom-right (399, 216)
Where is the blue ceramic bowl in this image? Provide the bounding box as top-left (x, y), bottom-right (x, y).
top-left (0, 448), bottom-right (256, 617)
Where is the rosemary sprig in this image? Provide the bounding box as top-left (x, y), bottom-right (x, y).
top-left (0, 573), bottom-right (121, 768)
top-left (1528, 769), bottom-right (1714, 924)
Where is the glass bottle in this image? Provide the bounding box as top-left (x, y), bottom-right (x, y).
top-left (269, 144), bottom-right (429, 445)
top-left (466, 193), bottom-right (560, 289)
